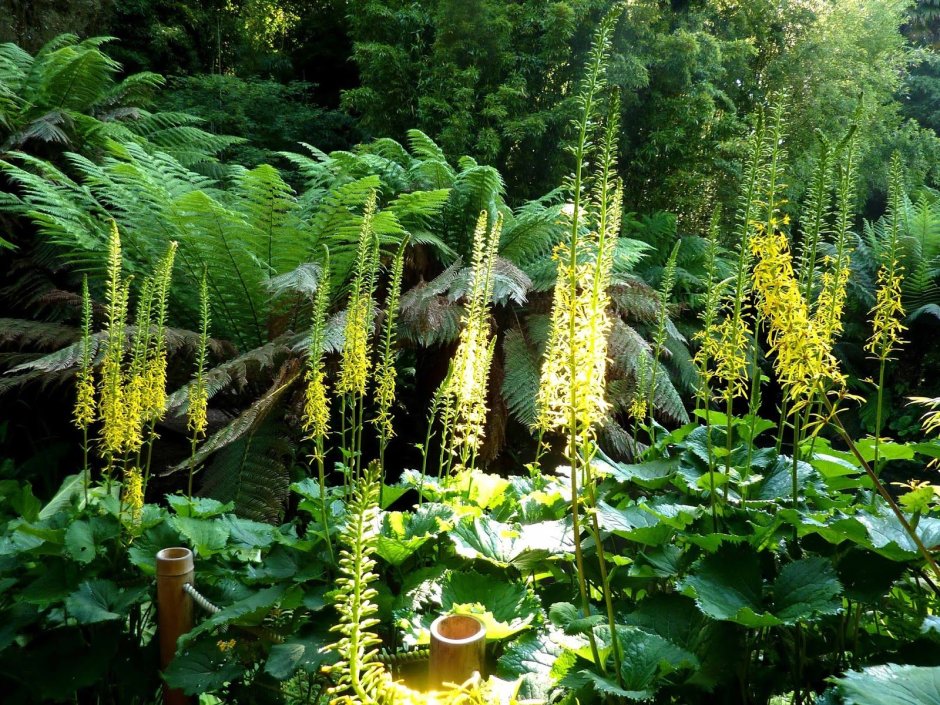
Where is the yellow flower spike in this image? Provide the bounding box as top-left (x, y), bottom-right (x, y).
top-left (303, 252), bottom-right (332, 450)
top-left (443, 212), bottom-right (503, 465)
top-left (100, 277), bottom-right (132, 459)
top-left (338, 192), bottom-right (379, 398)
top-left (122, 467), bottom-right (144, 533)
top-left (74, 276), bottom-right (96, 431)
top-left (373, 238), bottom-right (408, 444)
top-left (74, 368), bottom-right (96, 430)
top-left (750, 229), bottom-right (845, 410)
top-left (143, 242), bottom-right (177, 425)
top-left (188, 271), bottom-right (211, 442)
top-left (865, 260), bottom-right (906, 361)
top-left (535, 226), bottom-right (616, 446)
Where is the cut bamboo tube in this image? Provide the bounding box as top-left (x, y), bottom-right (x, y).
top-left (428, 614), bottom-right (486, 690)
top-left (156, 547), bottom-right (196, 705)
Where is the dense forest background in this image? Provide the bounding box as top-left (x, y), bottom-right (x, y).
top-left (5, 0), bottom-right (940, 214)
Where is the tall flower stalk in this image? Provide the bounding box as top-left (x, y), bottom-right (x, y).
top-left (534, 9), bottom-right (622, 682)
top-left (866, 155), bottom-right (907, 472)
top-left (74, 275), bottom-right (96, 502)
top-left (303, 251), bottom-right (334, 561)
top-left (99, 221), bottom-right (131, 478)
top-left (647, 240), bottom-right (680, 445)
top-left (373, 238), bottom-right (408, 482)
top-left (187, 270), bottom-right (211, 498)
top-left (693, 209), bottom-right (725, 525)
top-left (439, 213), bottom-right (501, 473)
top-left (141, 241), bottom-right (177, 487)
top-left (338, 192), bottom-right (380, 486)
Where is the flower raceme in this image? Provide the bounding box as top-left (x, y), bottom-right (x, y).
top-left (337, 191), bottom-right (380, 398)
top-left (442, 212), bottom-right (502, 464)
top-left (302, 254), bottom-right (332, 451)
top-left (865, 259), bottom-right (906, 361)
top-left (750, 229), bottom-right (846, 409)
top-left (535, 204), bottom-right (617, 445)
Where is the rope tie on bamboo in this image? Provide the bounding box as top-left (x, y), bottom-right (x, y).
top-left (182, 582), bottom-right (221, 615)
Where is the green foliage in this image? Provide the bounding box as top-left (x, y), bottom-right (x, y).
top-left (0, 472), bottom-right (332, 703)
top-left (834, 664), bottom-right (940, 705)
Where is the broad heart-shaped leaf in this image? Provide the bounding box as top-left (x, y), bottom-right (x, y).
top-left (614, 625), bottom-right (699, 693)
top-left (376, 503), bottom-right (453, 566)
top-left (679, 547), bottom-right (843, 627)
top-left (64, 517), bottom-right (119, 565)
top-left (441, 570), bottom-right (541, 639)
top-left (64, 520), bottom-right (97, 565)
top-left (163, 638), bottom-right (243, 695)
top-left (498, 631), bottom-right (566, 702)
top-left (624, 594), bottom-right (742, 691)
top-left (771, 557), bottom-right (842, 624)
top-left (182, 585), bottom-right (287, 643)
top-left (566, 625), bottom-right (698, 701)
top-left (172, 515), bottom-right (230, 557)
top-left (264, 634), bottom-right (334, 680)
top-left (833, 664), bottom-right (940, 705)
top-left (166, 495), bottom-right (234, 518)
top-left (853, 438), bottom-right (916, 463)
top-left (549, 602), bottom-right (604, 636)
top-left (754, 455), bottom-right (819, 501)
top-left (404, 570), bottom-right (541, 644)
top-left (449, 515), bottom-right (569, 568)
top-left (39, 469), bottom-right (89, 520)
top-left (65, 579), bottom-right (147, 624)
top-left (608, 458), bottom-right (678, 489)
top-left (598, 501), bottom-right (672, 545)
top-left (222, 515), bottom-right (276, 549)
top-left (677, 545), bottom-right (779, 627)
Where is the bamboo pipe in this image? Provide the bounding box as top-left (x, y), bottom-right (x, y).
top-left (428, 614), bottom-right (486, 690)
top-left (156, 547), bottom-right (196, 705)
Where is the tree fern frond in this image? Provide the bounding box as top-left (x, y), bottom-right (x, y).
top-left (199, 420), bottom-right (292, 523)
top-left (167, 358), bottom-right (302, 474)
top-left (406, 129), bottom-right (449, 164)
top-left (399, 262), bottom-right (465, 346)
top-left (165, 336), bottom-right (293, 415)
top-left (501, 328), bottom-right (541, 428)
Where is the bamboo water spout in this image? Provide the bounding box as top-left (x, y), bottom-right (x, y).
top-left (428, 614), bottom-right (486, 690)
top-left (156, 547), bottom-right (196, 705)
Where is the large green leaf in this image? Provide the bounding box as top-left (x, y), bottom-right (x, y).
top-left (65, 579), bottom-right (146, 624)
top-left (163, 639), bottom-right (242, 695)
top-left (376, 504), bottom-right (453, 566)
top-left (440, 570), bottom-right (540, 639)
top-left (449, 515), bottom-right (569, 568)
top-left (598, 501), bottom-right (673, 546)
top-left (677, 546), bottom-right (778, 627)
top-left (172, 516), bottom-right (230, 556)
top-left (403, 570), bottom-right (541, 644)
top-left (184, 585), bottom-right (287, 642)
top-left (834, 664), bottom-right (940, 705)
top-left (615, 625), bottom-right (698, 694)
top-left (38, 470), bottom-right (89, 520)
top-left (498, 631), bottom-right (566, 701)
top-left (772, 557), bottom-right (842, 624)
top-left (64, 520), bottom-right (97, 565)
top-left (679, 547), bottom-right (842, 627)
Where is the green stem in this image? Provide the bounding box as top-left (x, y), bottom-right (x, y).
top-left (873, 355), bottom-right (887, 474)
top-left (316, 441), bottom-right (334, 564)
top-left (584, 447), bottom-right (623, 686)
